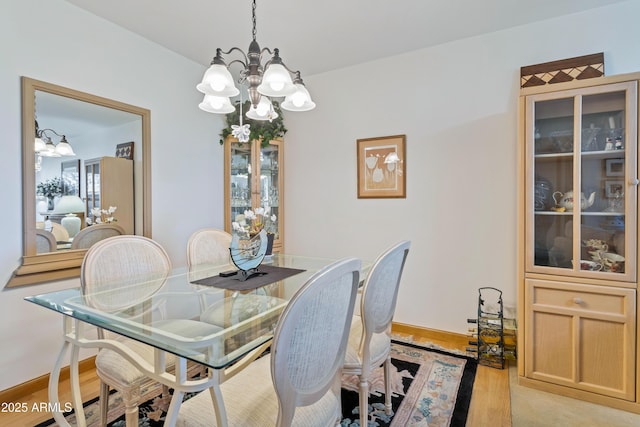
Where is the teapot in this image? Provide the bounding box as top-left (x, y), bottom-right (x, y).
top-left (552, 190), bottom-right (596, 211)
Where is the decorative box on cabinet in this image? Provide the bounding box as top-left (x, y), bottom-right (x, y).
top-left (518, 72), bottom-right (640, 413)
top-left (223, 136), bottom-right (284, 253)
top-left (84, 156), bottom-right (134, 234)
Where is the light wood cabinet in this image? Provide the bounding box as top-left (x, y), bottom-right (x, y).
top-left (518, 72), bottom-right (640, 413)
top-left (223, 137), bottom-right (284, 252)
top-left (85, 156), bottom-right (134, 234)
top-left (525, 279), bottom-right (635, 400)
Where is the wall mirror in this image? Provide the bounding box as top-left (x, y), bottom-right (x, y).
top-left (8, 77), bottom-right (151, 287)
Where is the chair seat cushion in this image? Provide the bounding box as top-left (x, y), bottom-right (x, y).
top-left (96, 320), bottom-right (221, 386)
top-left (343, 316), bottom-right (391, 369)
top-left (200, 294), bottom-right (285, 327)
top-left (176, 354), bottom-right (341, 427)
top-left (96, 338), bottom-right (174, 386)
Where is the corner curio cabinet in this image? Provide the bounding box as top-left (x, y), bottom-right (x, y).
top-left (518, 73), bottom-right (640, 413)
top-left (224, 136), bottom-right (284, 253)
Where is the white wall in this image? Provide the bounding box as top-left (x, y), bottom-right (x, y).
top-left (284, 1), bottom-right (640, 333)
top-left (0, 0), bottom-right (226, 390)
top-left (2, 0), bottom-right (640, 392)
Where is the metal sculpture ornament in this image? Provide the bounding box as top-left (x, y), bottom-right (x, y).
top-left (229, 229), bottom-right (268, 281)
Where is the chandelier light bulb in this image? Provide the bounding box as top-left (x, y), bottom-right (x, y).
top-left (198, 94), bottom-right (235, 114)
top-left (269, 81), bottom-right (285, 92)
top-left (281, 83), bottom-right (316, 112)
top-left (197, 64), bottom-right (239, 97)
top-left (246, 97), bottom-right (278, 121)
top-left (258, 63), bottom-right (295, 97)
top-left (34, 137), bottom-right (46, 152)
top-left (292, 92), bottom-right (306, 108)
top-left (54, 136), bottom-right (76, 156)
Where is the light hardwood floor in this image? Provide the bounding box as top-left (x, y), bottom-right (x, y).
top-left (0, 324), bottom-right (511, 426)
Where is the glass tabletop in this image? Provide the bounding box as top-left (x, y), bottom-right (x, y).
top-left (26, 254), bottom-right (363, 369)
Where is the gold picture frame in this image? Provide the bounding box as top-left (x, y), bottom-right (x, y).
top-left (357, 134), bottom-right (406, 198)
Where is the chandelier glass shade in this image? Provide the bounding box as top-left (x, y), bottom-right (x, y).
top-left (197, 0), bottom-right (315, 120)
top-left (35, 122), bottom-right (76, 157)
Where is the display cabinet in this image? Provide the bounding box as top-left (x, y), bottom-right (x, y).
top-left (518, 73), bottom-right (640, 412)
top-left (85, 156), bottom-right (134, 234)
top-left (224, 136), bottom-right (284, 253)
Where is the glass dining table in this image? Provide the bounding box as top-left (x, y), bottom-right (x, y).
top-left (25, 254), bottom-right (369, 427)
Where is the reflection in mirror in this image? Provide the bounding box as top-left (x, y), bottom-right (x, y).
top-left (8, 77), bottom-right (151, 287)
top-left (35, 90), bottom-right (141, 252)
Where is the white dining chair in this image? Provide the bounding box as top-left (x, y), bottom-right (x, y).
top-left (342, 240), bottom-right (410, 427)
top-left (71, 222), bottom-right (125, 249)
top-left (81, 235), bottom-right (194, 427)
top-left (35, 228), bottom-right (57, 253)
top-left (188, 228), bottom-right (283, 328)
top-left (187, 228), bottom-right (232, 267)
top-left (176, 257), bottom-right (362, 427)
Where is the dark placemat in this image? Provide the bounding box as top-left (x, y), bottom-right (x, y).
top-left (190, 264), bottom-right (306, 291)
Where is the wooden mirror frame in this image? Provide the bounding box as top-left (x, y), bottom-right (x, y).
top-left (7, 77), bottom-right (151, 287)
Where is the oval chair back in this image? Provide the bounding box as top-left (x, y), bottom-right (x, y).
top-left (81, 234), bottom-right (171, 312)
top-left (71, 223), bottom-right (126, 250)
top-left (271, 257), bottom-right (361, 426)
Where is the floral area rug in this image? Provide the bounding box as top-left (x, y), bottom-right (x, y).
top-left (341, 341), bottom-right (477, 427)
top-left (36, 340), bottom-right (476, 427)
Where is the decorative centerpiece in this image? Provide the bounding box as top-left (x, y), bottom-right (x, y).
top-left (230, 207), bottom-right (278, 280)
top-left (37, 177), bottom-right (62, 210)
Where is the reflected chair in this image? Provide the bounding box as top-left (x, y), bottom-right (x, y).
top-left (81, 235), bottom-right (174, 427)
top-left (187, 228), bottom-right (283, 327)
top-left (50, 222), bottom-right (70, 243)
top-left (71, 223), bottom-right (125, 249)
top-left (342, 240), bottom-right (410, 427)
top-left (35, 229), bottom-right (56, 253)
top-left (176, 257), bottom-right (361, 427)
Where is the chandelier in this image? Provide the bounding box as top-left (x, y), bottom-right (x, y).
top-left (197, 0), bottom-right (316, 121)
top-left (34, 120), bottom-right (75, 157)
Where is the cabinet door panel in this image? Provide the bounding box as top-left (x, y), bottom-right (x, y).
top-left (530, 311), bottom-right (573, 380)
top-left (580, 318), bottom-right (625, 391)
top-left (525, 279), bottom-right (635, 400)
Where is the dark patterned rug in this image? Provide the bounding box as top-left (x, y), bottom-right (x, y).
top-left (37, 340), bottom-right (476, 427)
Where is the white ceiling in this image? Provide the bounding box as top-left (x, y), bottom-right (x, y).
top-left (64, 0), bottom-right (628, 77)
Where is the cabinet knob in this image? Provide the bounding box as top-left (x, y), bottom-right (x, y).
top-left (573, 297), bottom-right (584, 305)
top-left (630, 178), bottom-right (640, 186)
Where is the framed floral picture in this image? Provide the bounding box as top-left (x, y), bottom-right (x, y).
top-left (357, 134), bottom-right (406, 198)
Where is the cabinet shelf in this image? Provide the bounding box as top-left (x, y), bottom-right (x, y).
top-left (534, 211), bottom-right (625, 216)
top-left (535, 149), bottom-right (625, 160)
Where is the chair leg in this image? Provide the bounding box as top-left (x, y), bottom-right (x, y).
top-left (124, 403), bottom-right (139, 427)
top-left (99, 381), bottom-right (109, 426)
top-left (383, 356), bottom-right (392, 415)
top-left (120, 387), bottom-right (142, 427)
top-left (359, 376), bottom-right (369, 427)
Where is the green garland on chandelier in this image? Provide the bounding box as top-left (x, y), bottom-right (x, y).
top-left (220, 100), bottom-right (287, 147)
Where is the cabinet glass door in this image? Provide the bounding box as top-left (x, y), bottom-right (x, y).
top-left (260, 143), bottom-right (280, 237)
top-left (527, 81), bottom-right (637, 280)
top-left (229, 142), bottom-right (252, 223)
top-left (85, 161), bottom-right (100, 213)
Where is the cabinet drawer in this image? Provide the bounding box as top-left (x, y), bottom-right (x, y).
top-left (530, 282), bottom-right (633, 316)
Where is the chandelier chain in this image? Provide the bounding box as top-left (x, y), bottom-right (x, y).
top-left (252, 0), bottom-right (257, 41)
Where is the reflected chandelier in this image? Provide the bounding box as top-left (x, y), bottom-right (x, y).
top-left (197, 0), bottom-right (316, 120)
top-left (34, 120), bottom-right (75, 157)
